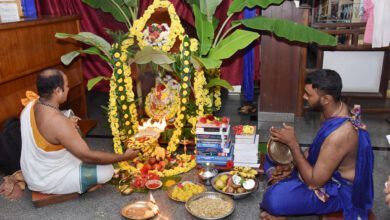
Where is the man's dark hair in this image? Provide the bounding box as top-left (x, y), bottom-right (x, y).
top-left (37, 69), bottom-right (65, 98)
top-left (305, 69), bottom-right (342, 102)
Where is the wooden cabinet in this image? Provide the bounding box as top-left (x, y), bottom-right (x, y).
top-left (0, 16), bottom-right (87, 126)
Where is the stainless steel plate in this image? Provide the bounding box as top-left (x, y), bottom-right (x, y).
top-left (121, 201), bottom-right (158, 220)
top-left (211, 172), bottom-right (258, 200)
top-left (185, 192), bottom-right (235, 220)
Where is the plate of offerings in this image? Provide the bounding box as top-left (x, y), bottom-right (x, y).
top-left (267, 138), bottom-right (293, 165)
top-left (185, 192), bottom-right (235, 220)
top-left (167, 181), bottom-right (206, 202)
top-left (121, 201), bottom-right (158, 220)
top-left (211, 168), bottom-right (258, 200)
top-left (125, 133), bottom-right (159, 150)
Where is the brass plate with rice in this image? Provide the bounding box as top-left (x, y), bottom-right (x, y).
top-left (121, 201), bottom-right (158, 219)
top-left (267, 138), bottom-right (293, 165)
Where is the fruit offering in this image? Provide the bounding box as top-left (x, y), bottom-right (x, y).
top-left (197, 115), bottom-right (229, 127)
top-left (126, 134), bottom-right (157, 150)
top-left (213, 170), bottom-right (257, 194)
top-left (230, 166), bottom-right (258, 179)
top-left (169, 181), bottom-right (206, 202)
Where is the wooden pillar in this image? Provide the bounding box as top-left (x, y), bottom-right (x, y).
top-left (258, 1), bottom-right (310, 124)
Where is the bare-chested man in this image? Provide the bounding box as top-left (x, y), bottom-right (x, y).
top-left (20, 69), bottom-right (138, 194)
top-left (260, 69), bottom-right (374, 220)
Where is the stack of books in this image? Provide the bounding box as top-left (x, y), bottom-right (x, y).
top-left (195, 115), bottom-right (233, 166)
top-left (233, 125), bottom-right (260, 168)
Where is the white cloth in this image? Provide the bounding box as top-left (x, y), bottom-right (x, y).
top-left (372, 0), bottom-right (390, 48)
top-left (20, 101), bottom-right (113, 194)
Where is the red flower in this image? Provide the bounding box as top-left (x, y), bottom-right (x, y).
top-left (233, 125), bottom-right (243, 135)
top-left (206, 114), bottom-right (215, 121)
top-left (199, 117), bottom-right (207, 123)
top-left (221, 117), bottom-right (229, 124)
top-left (226, 160), bottom-right (234, 169)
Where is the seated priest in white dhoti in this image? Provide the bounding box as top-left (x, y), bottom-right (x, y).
top-left (20, 69), bottom-right (138, 194)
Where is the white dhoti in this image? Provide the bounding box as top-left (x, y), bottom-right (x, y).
top-left (20, 101), bottom-right (114, 194)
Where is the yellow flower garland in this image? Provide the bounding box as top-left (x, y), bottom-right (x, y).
top-left (167, 35), bottom-right (192, 153)
top-left (131, 0), bottom-right (185, 52)
top-left (214, 86), bottom-right (222, 110)
top-left (109, 1), bottom-right (198, 176)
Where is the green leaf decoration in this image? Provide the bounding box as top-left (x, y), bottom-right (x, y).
top-left (212, 17), bottom-right (219, 31)
top-left (233, 16), bottom-right (337, 46)
top-left (159, 63), bottom-right (174, 72)
top-left (55, 32), bottom-right (112, 57)
top-left (185, 0), bottom-right (199, 7)
top-left (209, 29), bottom-right (259, 60)
top-left (80, 47), bottom-right (112, 63)
top-left (199, 0), bottom-right (223, 22)
top-left (60, 47), bottom-right (111, 66)
top-left (82, 0), bottom-right (131, 25)
top-left (192, 4), bottom-right (214, 56)
top-left (128, 47), bottom-right (174, 65)
top-left (195, 56), bottom-right (223, 69)
top-left (190, 56), bottom-right (202, 70)
top-left (87, 76), bottom-right (110, 91)
top-left (227, 0), bottom-right (284, 16)
top-left (123, 0), bottom-right (137, 7)
top-left (61, 51), bottom-right (80, 66)
top-left (207, 78), bottom-right (233, 91)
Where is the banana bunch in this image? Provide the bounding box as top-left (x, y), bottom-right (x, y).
top-left (151, 146), bottom-right (166, 160)
top-left (230, 166), bottom-right (258, 179)
top-left (141, 143), bottom-right (155, 156)
top-left (118, 185), bottom-right (133, 195)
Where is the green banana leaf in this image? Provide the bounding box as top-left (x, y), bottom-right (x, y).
top-left (87, 76), bottom-right (110, 91)
top-left (61, 47), bottom-right (111, 66)
top-left (192, 4), bottom-right (214, 56)
top-left (61, 51), bottom-right (80, 66)
top-left (82, 0), bottom-right (133, 26)
top-left (199, 0), bottom-right (223, 22)
top-left (194, 56), bottom-right (223, 69)
top-left (185, 0), bottom-right (199, 7)
top-left (228, 0), bottom-right (284, 15)
top-left (207, 78), bottom-right (233, 91)
top-left (209, 29), bottom-right (259, 60)
top-left (233, 16), bottom-right (337, 46)
top-left (55, 32), bottom-right (112, 57)
top-left (185, 0), bottom-right (223, 22)
top-left (128, 47), bottom-right (174, 65)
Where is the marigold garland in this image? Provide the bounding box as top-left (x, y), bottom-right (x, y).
top-left (108, 0), bottom-right (225, 178)
top-left (109, 1), bottom-right (199, 176)
top-left (130, 0), bottom-right (184, 52)
top-left (167, 35), bottom-right (193, 153)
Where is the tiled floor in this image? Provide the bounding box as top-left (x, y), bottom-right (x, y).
top-left (0, 90), bottom-right (389, 219)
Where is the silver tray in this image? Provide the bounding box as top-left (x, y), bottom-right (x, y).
top-left (211, 172), bottom-right (258, 199)
top-left (185, 192), bottom-right (235, 220)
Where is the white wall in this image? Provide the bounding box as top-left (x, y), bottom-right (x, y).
top-left (322, 51), bottom-right (385, 93)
